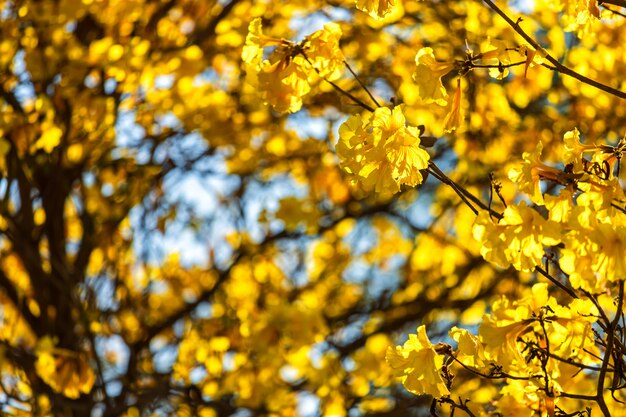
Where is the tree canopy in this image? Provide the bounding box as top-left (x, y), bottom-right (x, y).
top-left (1, 0), bottom-right (626, 416)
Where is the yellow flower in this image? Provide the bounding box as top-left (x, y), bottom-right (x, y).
top-left (242, 18), bottom-right (283, 66)
top-left (478, 316), bottom-right (528, 370)
top-left (497, 203), bottom-right (561, 272)
top-left (477, 284), bottom-right (601, 372)
top-left (304, 23), bottom-right (344, 81)
top-left (243, 19), bottom-right (345, 113)
top-left (243, 18), bottom-right (309, 112)
top-left (355, 0), bottom-right (399, 19)
top-left (560, 217), bottom-right (626, 291)
top-left (258, 55), bottom-right (311, 113)
top-left (473, 202), bottom-right (561, 272)
top-left (508, 141), bottom-right (562, 205)
top-left (449, 327), bottom-right (486, 368)
top-left (479, 38), bottom-right (530, 79)
top-left (472, 210), bottom-right (509, 268)
top-left (337, 110), bottom-right (394, 193)
top-left (336, 112), bottom-right (372, 175)
top-left (413, 47), bottom-right (455, 105)
top-left (557, 0), bottom-right (600, 34)
top-left (478, 284), bottom-right (545, 370)
top-left (336, 106), bottom-right (430, 195)
top-left (442, 78), bottom-right (463, 132)
top-left (386, 325), bottom-right (450, 397)
top-left (377, 106), bottom-right (430, 186)
top-left (562, 128), bottom-right (598, 169)
top-left (544, 188), bottom-right (575, 223)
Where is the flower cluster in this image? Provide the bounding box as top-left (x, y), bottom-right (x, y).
top-left (336, 106), bottom-right (430, 194)
top-left (242, 18), bottom-right (343, 113)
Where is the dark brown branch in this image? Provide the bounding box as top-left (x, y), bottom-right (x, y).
top-left (596, 281), bottom-right (624, 416)
top-left (437, 397), bottom-right (478, 417)
top-left (603, 5), bottom-right (626, 18)
top-left (535, 265), bottom-right (579, 299)
top-left (534, 345), bottom-right (605, 371)
top-left (0, 84), bottom-right (25, 115)
top-left (482, 0), bottom-right (626, 100)
top-left (427, 164), bottom-right (478, 215)
top-left (145, 0), bottom-right (177, 33)
top-left (344, 60), bottom-right (381, 108)
top-left (323, 77), bottom-right (376, 112)
top-left (427, 161), bottom-right (503, 219)
top-left (558, 392), bottom-right (598, 401)
top-left (304, 51), bottom-right (375, 111)
top-left (450, 355), bottom-right (533, 381)
top-left (599, 0), bottom-right (626, 7)
top-left (468, 60), bottom-right (526, 70)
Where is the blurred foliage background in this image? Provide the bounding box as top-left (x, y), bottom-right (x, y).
top-left (0, 0), bottom-right (625, 416)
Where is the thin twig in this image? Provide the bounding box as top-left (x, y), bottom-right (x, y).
top-left (427, 165), bottom-right (478, 215)
top-left (482, 0), bottom-right (626, 100)
top-left (450, 355), bottom-right (533, 381)
top-left (600, 0), bottom-right (626, 8)
top-left (344, 60), bottom-right (381, 108)
top-left (558, 392), bottom-right (599, 401)
top-left (603, 5), bottom-right (626, 18)
top-left (438, 397), bottom-right (478, 417)
top-left (302, 54), bottom-right (375, 112)
top-left (325, 78), bottom-right (376, 112)
top-left (535, 265), bottom-right (579, 299)
top-left (596, 281), bottom-right (625, 416)
top-left (533, 345), bottom-right (605, 371)
top-left (428, 162), bottom-right (503, 219)
top-left (468, 60), bottom-right (526, 69)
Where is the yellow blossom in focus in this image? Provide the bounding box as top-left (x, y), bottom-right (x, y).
top-left (508, 141), bottom-right (562, 205)
top-left (243, 19), bottom-right (345, 113)
top-left (241, 18), bottom-right (283, 66)
top-left (449, 326), bottom-right (486, 368)
top-left (473, 202), bottom-right (561, 272)
top-left (562, 128), bottom-right (598, 170)
top-left (336, 106), bottom-right (430, 195)
top-left (545, 188), bottom-right (575, 223)
top-left (386, 325), bottom-right (450, 397)
top-left (476, 284), bottom-right (600, 375)
top-left (258, 55), bottom-right (311, 113)
top-left (304, 23), bottom-right (344, 81)
top-left (413, 47), bottom-right (455, 105)
top-left (560, 214), bottom-right (626, 291)
top-left (478, 316), bottom-right (528, 370)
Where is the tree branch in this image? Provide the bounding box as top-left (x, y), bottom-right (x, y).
top-left (482, 0), bottom-right (626, 100)
top-left (596, 281), bottom-right (624, 416)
